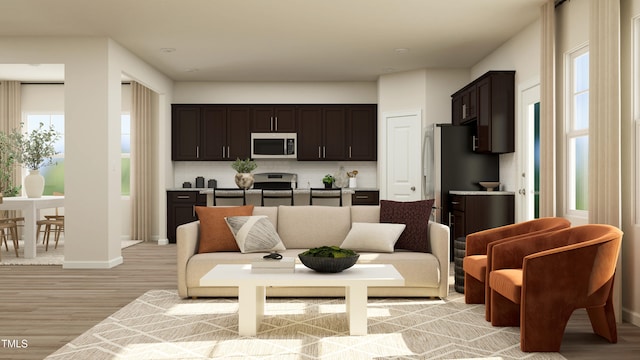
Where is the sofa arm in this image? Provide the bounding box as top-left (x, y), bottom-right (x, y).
top-left (429, 221), bottom-right (450, 298)
top-left (177, 220), bottom-right (200, 298)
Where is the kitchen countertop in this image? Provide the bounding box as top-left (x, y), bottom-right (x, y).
top-left (166, 187), bottom-right (380, 194)
top-left (450, 190), bottom-right (515, 195)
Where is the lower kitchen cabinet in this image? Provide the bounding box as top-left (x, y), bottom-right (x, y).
top-left (351, 190), bottom-right (380, 205)
top-left (449, 192), bottom-right (514, 293)
top-left (167, 190), bottom-right (207, 243)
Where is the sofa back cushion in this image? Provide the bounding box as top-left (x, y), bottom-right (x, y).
top-left (351, 206), bottom-right (380, 223)
top-left (253, 206), bottom-right (279, 228)
top-left (277, 205), bottom-right (351, 248)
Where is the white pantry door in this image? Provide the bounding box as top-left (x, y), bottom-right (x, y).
top-left (384, 111), bottom-right (422, 201)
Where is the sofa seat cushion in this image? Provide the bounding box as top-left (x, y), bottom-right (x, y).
top-left (277, 206), bottom-right (351, 249)
top-left (463, 255), bottom-right (487, 282)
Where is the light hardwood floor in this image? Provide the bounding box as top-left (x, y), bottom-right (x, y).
top-left (0, 242), bottom-right (638, 360)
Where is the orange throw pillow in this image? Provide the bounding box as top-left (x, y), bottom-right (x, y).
top-left (195, 205), bottom-right (254, 253)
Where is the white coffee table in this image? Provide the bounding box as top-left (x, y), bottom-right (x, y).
top-left (200, 263), bottom-right (404, 336)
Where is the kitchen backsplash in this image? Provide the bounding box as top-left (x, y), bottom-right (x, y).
top-left (173, 160), bottom-right (378, 189)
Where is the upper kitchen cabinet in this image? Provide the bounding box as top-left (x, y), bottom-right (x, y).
top-left (346, 105), bottom-right (377, 160)
top-left (451, 85), bottom-right (477, 125)
top-left (172, 104), bottom-right (250, 161)
top-left (250, 105), bottom-right (297, 133)
top-left (297, 105), bottom-right (347, 160)
top-left (451, 71), bottom-right (515, 154)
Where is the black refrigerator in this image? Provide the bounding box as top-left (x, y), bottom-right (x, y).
top-left (426, 123), bottom-right (500, 230)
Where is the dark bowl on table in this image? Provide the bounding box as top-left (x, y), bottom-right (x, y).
top-left (298, 254), bottom-right (360, 273)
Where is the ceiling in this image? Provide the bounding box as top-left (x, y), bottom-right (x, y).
top-left (0, 0), bottom-right (546, 82)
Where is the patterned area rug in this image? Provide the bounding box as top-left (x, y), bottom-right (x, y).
top-left (45, 289), bottom-right (566, 360)
top-left (0, 239), bottom-right (143, 265)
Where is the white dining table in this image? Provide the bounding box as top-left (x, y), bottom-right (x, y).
top-left (0, 196), bottom-right (64, 259)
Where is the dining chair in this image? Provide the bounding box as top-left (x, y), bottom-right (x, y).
top-left (37, 191), bottom-right (65, 251)
top-left (261, 188), bottom-right (294, 206)
top-left (0, 218), bottom-right (20, 258)
top-left (213, 188), bottom-right (246, 206)
top-left (309, 188), bottom-right (342, 206)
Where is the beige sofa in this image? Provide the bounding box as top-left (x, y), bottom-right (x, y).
top-left (177, 205), bottom-right (450, 299)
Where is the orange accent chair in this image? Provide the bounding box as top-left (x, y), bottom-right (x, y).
top-left (488, 224), bottom-right (622, 352)
top-left (462, 217), bottom-right (571, 309)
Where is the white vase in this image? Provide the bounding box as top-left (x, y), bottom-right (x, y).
top-left (24, 169), bottom-right (45, 198)
top-left (349, 177), bottom-right (357, 188)
top-left (234, 173), bottom-right (254, 190)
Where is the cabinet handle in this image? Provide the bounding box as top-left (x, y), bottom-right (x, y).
top-left (472, 135), bottom-right (478, 151)
top-left (192, 205), bottom-right (195, 217)
top-left (318, 146), bottom-right (321, 159)
top-left (196, 146), bottom-right (200, 158)
top-left (355, 195), bottom-right (369, 199)
top-left (274, 116), bottom-right (278, 131)
top-left (462, 104), bottom-right (467, 119)
top-left (349, 146), bottom-right (352, 159)
top-left (451, 201), bottom-right (460, 205)
top-left (177, 195), bottom-right (190, 199)
top-left (227, 146), bottom-right (230, 158)
top-left (323, 146), bottom-right (326, 158)
top-left (222, 146), bottom-right (226, 158)
top-left (270, 116), bottom-right (274, 132)
top-left (448, 212), bottom-right (453, 229)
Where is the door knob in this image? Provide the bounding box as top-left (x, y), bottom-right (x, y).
top-left (411, 186), bottom-right (416, 191)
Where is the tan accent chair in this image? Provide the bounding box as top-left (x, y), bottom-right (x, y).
top-left (462, 217), bottom-right (571, 311)
top-left (488, 224), bottom-right (622, 352)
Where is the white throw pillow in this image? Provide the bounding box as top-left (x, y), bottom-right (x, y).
top-left (340, 222), bottom-right (406, 253)
top-left (224, 216), bottom-right (286, 253)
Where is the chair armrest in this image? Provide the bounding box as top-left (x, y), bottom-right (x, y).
top-left (429, 221), bottom-right (450, 298)
top-left (176, 220), bottom-right (200, 298)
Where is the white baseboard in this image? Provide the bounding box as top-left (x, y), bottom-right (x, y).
top-left (622, 307), bottom-right (640, 327)
top-left (157, 238), bottom-right (169, 245)
top-left (62, 256), bottom-right (124, 269)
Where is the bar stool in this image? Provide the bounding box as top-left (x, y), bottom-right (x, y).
top-left (309, 188), bottom-right (342, 206)
top-left (213, 188), bottom-right (246, 206)
top-left (261, 188), bottom-right (294, 206)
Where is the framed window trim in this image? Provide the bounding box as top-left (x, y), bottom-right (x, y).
top-left (634, 16), bottom-right (640, 225)
top-left (564, 43), bottom-right (589, 220)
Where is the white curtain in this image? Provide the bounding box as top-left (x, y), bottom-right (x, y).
top-left (130, 82), bottom-right (152, 241)
top-left (0, 81), bottom-right (22, 196)
top-left (588, 0), bottom-right (622, 320)
top-left (539, 0), bottom-right (557, 217)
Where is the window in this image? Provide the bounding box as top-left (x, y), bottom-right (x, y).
top-left (26, 114), bottom-right (65, 195)
top-left (566, 47), bottom-right (589, 214)
top-left (23, 113), bottom-right (132, 196)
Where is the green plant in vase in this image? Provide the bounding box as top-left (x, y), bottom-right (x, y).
top-left (14, 123), bottom-right (61, 198)
top-left (231, 157), bottom-right (257, 189)
top-left (322, 174), bottom-right (335, 188)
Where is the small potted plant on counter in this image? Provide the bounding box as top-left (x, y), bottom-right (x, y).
top-left (231, 157), bottom-right (257, 189)
top-left (322, 174), bottom-right (335, 189)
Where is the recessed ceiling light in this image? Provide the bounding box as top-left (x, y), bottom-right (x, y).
top-left (160, 48), bottom-right (176, 53)
top-left (394, 48), bottom-right (410, 54)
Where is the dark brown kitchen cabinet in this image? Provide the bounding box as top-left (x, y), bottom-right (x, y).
top-left (452, 85), bottom-right (477, 125)
top-left (297, 105), bottom-right (346, 160)
top-left (346, 105), bottom-right (377, 160)
top-left (166, 190), bottom-right (207, 243)
top-left (297, 104), bottom-right (376, 161)
top-left (351, 190), bottom-right (380, 205)
top-left (250, 105), bottom-right (297, 132)
top-left (451, 71), bottom-right (515, 154)
top-left (172, 104), bottom-right (250, 161)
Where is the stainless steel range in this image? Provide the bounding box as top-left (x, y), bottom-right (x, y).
top-left (252, 172), bottom-right (297, 189)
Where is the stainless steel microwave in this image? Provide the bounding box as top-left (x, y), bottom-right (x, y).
top-left (251, 133), bottom-right (297, 159)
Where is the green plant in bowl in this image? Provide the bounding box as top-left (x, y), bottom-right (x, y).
top-left (300, 246), bottom-right (357, 258)
top-left (298, 246), bottom-right (359, 273)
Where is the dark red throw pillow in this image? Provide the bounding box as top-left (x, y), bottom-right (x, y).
top-left (379, 199), bottom-right (434, 253)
